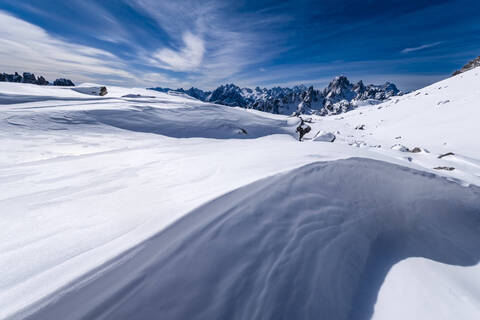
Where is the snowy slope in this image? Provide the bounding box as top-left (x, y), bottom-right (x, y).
top-left (1, 68), bottom-right (480, 319)
top-left (20, 159), bottom-right (480, 320)
top-left (301, 67), bottom-right (480, 186)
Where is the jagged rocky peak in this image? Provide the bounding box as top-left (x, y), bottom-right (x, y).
top-left (353, 80), bottom-right (366, 93)
top-left (177, 87), bottom-right (211, 101)
top-left (328, 75), bottom-right (351, 89)
top-left (452, 55), bottom-right (480, 76)
top-left (324, 76), bottom-right (355, 101)
top-left (358, 82), bottom-right (400, 100)
top-left (207, 83), bottom-right (246, 107)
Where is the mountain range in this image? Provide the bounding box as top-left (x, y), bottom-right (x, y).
top-left (150, 76), bottom-right (401, 116)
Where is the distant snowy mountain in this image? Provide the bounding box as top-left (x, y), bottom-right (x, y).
top-left (148, 86), bottom-right (212, 101)
top-left (150, 76), bottom-right (400, 116)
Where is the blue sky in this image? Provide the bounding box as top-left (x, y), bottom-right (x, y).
top-left (0, 0), bottom-right (479, 91)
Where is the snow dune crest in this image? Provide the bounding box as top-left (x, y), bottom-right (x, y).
top-left (25, 158), bottom-right (480, 320)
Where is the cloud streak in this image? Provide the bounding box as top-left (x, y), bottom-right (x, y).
top-left (131, 0), bottom-right (289, 87)
top-left (152, 32), bottom-right (205, 71)
top-left (401, 41), bottom-right (443, 54)
top-left (0, 10), bottom-right (134, 84)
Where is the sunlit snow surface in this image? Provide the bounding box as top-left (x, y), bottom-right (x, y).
top-left (1, 69), bottom-right (480, 319)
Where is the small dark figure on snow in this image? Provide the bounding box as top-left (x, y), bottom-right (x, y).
top-left (296, 118), bottom-right (311, 141)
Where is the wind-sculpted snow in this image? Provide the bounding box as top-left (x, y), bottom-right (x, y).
top-left (24, 158), bottom-right (480, 320)
top-left (6, 103), bottom-right (298, 139)
top-left (0, 93), bottom-right (111, 104)
top-left (83, 104), bottom-right (297, 139)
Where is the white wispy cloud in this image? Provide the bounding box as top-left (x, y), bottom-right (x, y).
top-left (0, 10), bottom-right (135, 84)
top-left (401, 41), bottom-right (443, 54)
top-left (152, 32), bottom-right (205, 71)
top-left (131, 0), bottom-right (288, 87)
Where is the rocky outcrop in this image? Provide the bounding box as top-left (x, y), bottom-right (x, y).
top-left (452, 55), bottom-right (480, 76)
top-left (150, 76), bottom-right (401, 117)
top-left (296, 119), bottom-right (311, 141)
top-left (37, 76), bottom-right (49, 85)
top-left (53, 78), bottom-right (75, 86)
top-left (22, 72), bottom-right (37, 84)
top-left (0, 72), bottom-right (23, 82)
top-left (0, 72), bottom-right (73, 86)
top-left (72, 86), bottom-right (107, 96)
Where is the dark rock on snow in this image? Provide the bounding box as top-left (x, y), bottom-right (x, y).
top-left (434, 166), bottom-right (455, 171)
top-left (355, 124), bottom-right (366, 130)
top-left (438, 152), bottom-right (455, 159)
top-left (53, 78), bottom-right (75, 86)
top-left (37, 76), bottom-right (49, 85)
top-left (452, 55), bottom-right (480, 76)
top-left (296, 119), bottom-right (311, 141)
top-left (22, 72), bottom-right (37, 84)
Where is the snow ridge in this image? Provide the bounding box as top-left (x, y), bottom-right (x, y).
top-left (22, 158), bottom-right (480, 320)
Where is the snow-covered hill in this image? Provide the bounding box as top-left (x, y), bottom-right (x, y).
top-left (1, 68), bottom-right (479, 319)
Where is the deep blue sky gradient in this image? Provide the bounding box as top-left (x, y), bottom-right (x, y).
top-left (0, 0), bottom-right (479, 90)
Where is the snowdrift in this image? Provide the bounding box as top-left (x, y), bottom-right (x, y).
top-left (5, 103), bottom-right (296, 139)
top-left (82, 104), bottom-right (296, 139)
top-left (24, 158), bottom-right (480, 320)
top-left (0, 81), bottom-right (298, 139)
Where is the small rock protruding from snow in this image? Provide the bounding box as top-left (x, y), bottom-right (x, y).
top-left (391, 144), bottom-right (410, 152)
top-left (355, 124), bottom-right (366, 130)
top-left (438, 152), bottom-right (455, 159)
top-left (312, 130), bottom-right (336, 142)
top-left (72, 86), bottom-right (108, 96)
top-left (410, 147), bottom-right (429, 153)
top-left (122, 94), bottom-right (156, 98)
top-left (99, 87), bottom-right (108, 96)
top-left (434, 166), bottom-right (455, 171)
top-left (296, 119), bottom-right (311, 141)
